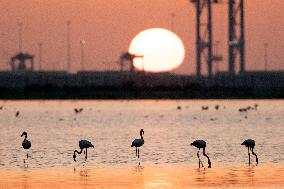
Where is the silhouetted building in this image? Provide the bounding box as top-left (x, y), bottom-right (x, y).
top-left (10, 52), bottom-right (34, 71)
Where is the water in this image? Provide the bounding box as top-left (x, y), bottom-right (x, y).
top-left (0, 100), bottom-right (283, 188)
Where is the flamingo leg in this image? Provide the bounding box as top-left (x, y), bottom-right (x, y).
top-left (136, 148), bottom-right (138, 157)
top-left (251, 147), bottom-right (258, 165)
top-left (85, 148), bottom-right (88, 161)
top-left (248, 147), bottom-right (251, 165)
top-left (197, 149), bottom-right (203, 168)
top-left (138, 148), bottom-right (140, 159)
top-left (203, 148), bottom-right (211, 168)
top-left (23, 152), bottom-right (29, 167)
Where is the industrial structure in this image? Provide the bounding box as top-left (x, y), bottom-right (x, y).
top-left (190, 0), bottom-right (223, 78)
top-left (190, 0), bottom-right (244, 77)
top-left (1, 0), bottom-right (283, 99)
top-left (118, 52), bottom-right (144, 72)
top-left (228, 0), bottom-right (245, 75)
top-left (10, 52), bottom-right (34, 71)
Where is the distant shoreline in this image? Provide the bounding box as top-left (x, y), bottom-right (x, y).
top-left (0, 86), bottom-right (283, 99)
top-left (0, 71), bottom-right (283, 99)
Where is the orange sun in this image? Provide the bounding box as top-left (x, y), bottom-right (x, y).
top-left (129, 28), bottom-right (185, 72)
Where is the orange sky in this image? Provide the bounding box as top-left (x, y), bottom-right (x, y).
top-left (0, 0), bottom-right (283, 74)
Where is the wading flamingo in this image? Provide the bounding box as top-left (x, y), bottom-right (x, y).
top-left (131, 129), bottom-right (144, 165)
top-left (73, 140), bottom-right (94, 163)
top-left (241, 139), bottom-right (258, 165)
top-left (191, 140), bottom-right (211, 168)
top-left (21, 131), bottom-right (31, 164)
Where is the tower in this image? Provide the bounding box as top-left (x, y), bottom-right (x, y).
top-left (191, 0), bottom-right (222, 78)
top-left (228, 0), bottom-right (245, 75)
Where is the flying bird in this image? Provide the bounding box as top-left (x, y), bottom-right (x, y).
top-left (131, 129), bottom-right (144, 164)
top-left (73, 140), bottom-right (94, 163)
top-left (191, 140), bottom-right (211, 168)
top-left (21, 131), bottom-right (31, 164)
top-left (241, 139), bottom-right (258, 165)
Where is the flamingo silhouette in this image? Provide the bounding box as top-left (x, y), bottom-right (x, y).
top-left (131, 129), bottom-right (144, 164)
top-left (21, 131), bottom-right (31, 164)
top-left (73, 140), bottom-right (94, 163)
top-left (191, 140), bottom-right (211, 168)
top-left (241, 139), bottom-right (258, 165)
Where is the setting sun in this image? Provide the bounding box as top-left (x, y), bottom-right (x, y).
top-left (129, 28), bottom-right (185, 72)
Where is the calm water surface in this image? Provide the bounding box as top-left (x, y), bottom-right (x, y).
top-left (0, 100), bottom-right (283, 188)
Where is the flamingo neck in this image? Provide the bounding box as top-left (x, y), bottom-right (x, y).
top-left (22, 134), bottom-right (27, 140)
top-left (140, 132), bottom-right (143, 140)
top-left (203, 148), bottom-right (211, 168)
top-left (74, 148), bottom-right (83, 156)
top-left (251, 148), bottom-right (258, 164)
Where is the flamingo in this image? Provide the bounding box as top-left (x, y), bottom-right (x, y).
top-left (191, 140), bottom-right (211, 168)
top-left (131, 129), bottom-right (144, 163)
top-left (21, 131), bottom-right (31, 164)
top-left (241, 139), bottom-right (258, 165)
top-left (73, 140), bottom-right (94, 163)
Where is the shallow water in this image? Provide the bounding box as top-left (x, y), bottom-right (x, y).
top-left (0, 100), bottom-right (283, 188)
top-left (0, 165), bottom-right (283, 189)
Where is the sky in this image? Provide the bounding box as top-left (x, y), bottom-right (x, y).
top-left (0, 0), bottom-right (283, 75)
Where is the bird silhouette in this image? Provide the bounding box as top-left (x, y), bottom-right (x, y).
top-left (215, 105), bottom-right (219, 110)
top-left (74, 108), bottom-right (83, 114)
top-left (131, 129), bottom-right (144, 164)
top-left (73, 140), bottom-right (94, 163)
top-left (241, 139), bottom-right (258, 165)
top-left (202, 106), bottom-right (209, 110)
top-left (15, 111), bottom-right (20, 117)
top-left (191, 140), bottom-right (211, 168)
top-left (21, 131), bottom-right (31, 164)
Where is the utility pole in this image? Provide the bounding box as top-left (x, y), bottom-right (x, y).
top-left (66, 20), bottom-right (71, 72)
top-left (264, 42), bottom-right (268, 71)
top-left (170, 13), bottom-right (176, 31)
top-left (18, 22), bottom-right (23, 52)
top-left (38, 42), bottom-right (43, 71)
top-left (80, 39), bottom-right (86, 71)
